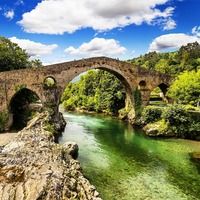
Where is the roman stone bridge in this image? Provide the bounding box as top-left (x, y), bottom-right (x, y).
top-left (0, 57), bottom-right (172, 127)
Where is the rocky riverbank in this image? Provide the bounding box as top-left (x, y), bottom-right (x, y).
top-left (0, 132), bottom-right (17, 146)
top-left (0, 112), bottom-right (101, 200)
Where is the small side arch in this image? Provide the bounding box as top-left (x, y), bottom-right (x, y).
top-left (8, 87), bottom-right (42, 130)
top-left (149, 83), bottom-right (170, 105)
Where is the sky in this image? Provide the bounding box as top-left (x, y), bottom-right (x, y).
top-left (0, 0), bottom-right (200, 65)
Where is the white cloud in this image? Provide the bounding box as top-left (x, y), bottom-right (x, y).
top-left (192, 26), bottom-right (200, 37)
top-left (4, 10), bottom-right (14, 20)
top-left (9, 37), bottom-right (58, 56)
top-left (149, 33), bottom-right (200, 52)
top-left (64, 37), bottom-right (126, 58)
top-left (163, 18), bottom-right (176, 30)
top-left (19, 0), bottom-right (175, 34)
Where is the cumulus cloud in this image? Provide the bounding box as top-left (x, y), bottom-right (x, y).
top-left (163, 18), bottom-right (176, 30)
top-left (4, 10), bottom-right (14, 20)
top-left (9, 37), bottom-right (58, 56)
top-left (149, 33), bottom-right (200, 52)
top-left (64, 38), bottom-right (126, 58)
top-left (18, 0), bottom-right (175, 34)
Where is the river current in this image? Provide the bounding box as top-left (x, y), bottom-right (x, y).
top-left (59, 112), bottom-right (200, 200)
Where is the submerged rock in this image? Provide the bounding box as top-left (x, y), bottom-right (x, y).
top-left (0, 112), bottom-right (101, 200)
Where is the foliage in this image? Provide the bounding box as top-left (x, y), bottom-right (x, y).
top-left (161, 104), bottom-right (200, 138)
top-left (143, 104), bottom-right (200, 139)
top-left (0, 36), bottom-right (42, 72)
top-left (30, 59), bottom-right (43, 68)
top-left (43, 77), bottom-right (56, 89)
top-left (142, 106), bottom-right (163, 124)
top-left (167, 70), bottom-right (200, 106)
top-left (61, 70), bottom-right (126, 115)
top-left (133, 88), bottom-right (142, 116)
top-left (129, 42), bottom-right (200, 76)
top-left (162, 105), bottom-right (189, 126)
top-left (15, 84), bottom-right (27, 92)
top-left (0, 111), bottom-right (9, 132)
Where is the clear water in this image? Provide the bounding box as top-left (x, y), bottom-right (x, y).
top-left (59, 112), bottom-right (200, 200)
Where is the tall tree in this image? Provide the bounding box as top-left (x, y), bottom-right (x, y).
top-left (0, 36), bottom-right (42, 72)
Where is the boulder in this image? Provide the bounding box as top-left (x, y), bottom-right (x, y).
top-left (63, 142), bottom-right (79, 159)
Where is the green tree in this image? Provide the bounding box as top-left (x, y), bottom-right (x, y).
top-left (129, 42), bottom-right (200, 76)
top-left (61, 70), bottom-right (126, 115)
top-left (0, 36), bottom-right (42, 72)
top-left (167, 70), bottom-right (200, 106)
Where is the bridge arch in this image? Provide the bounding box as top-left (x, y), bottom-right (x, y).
top-left (8, 87), bottom-right (42, 130)
top-left (56, 64), bottom-right (136, 114)
top-left (149, 82), bottom-right (170, 104)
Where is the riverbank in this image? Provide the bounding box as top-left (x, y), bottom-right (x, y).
top-left (0, 112), bottom-right (101, 200)
top-left (0, 132), bottom-right (17, 146)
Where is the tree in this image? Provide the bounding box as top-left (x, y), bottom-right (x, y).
top-left (0, 36), bottom-right (42, 72)
top-left (61, 70), bottom-right (126, 115)
top-left (167, 70), bottom-right (200, 106)
top-left (129, 42), bottom-right (200, 76)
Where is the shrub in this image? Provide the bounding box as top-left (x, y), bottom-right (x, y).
top-left (161, 104), bottom-right (193, 137)
top-left (162, 104), bottom-right (190, 126)
top-left (142, 106), bottom-right (162, 124)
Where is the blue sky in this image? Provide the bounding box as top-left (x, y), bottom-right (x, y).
top-left (0, 0), bottom-right (200, 65)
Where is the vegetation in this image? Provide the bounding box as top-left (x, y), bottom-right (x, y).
top-left (0, 111), bottom-right (9, 132)
top-left (142, 105), bottom-right (200, 139)
top-left (141, 106), bottom-right (162, 124)
top-left (167, 70), bottom-right (200, 106)
top-left (0, 36), bottom-right (42, 72)
top-left (62, 70), bottom-right (126, 115)
top-left (43, 77), bottom-right (56, 89)
top-left (129, 42), bottom-right (200, 76)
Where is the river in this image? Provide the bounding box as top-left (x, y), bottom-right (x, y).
top-left (59, 112), bottom-right (200, 200)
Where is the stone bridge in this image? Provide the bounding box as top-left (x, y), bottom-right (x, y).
top-left (0, 57), bottom-right (172, 127)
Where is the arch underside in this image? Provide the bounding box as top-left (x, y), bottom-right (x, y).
top-left (9, 88), bottom-right (42, 130)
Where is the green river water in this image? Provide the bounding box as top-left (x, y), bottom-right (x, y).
top-left (59, 112), bottom-right (200, 200)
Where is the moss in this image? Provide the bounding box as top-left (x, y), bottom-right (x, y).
top-left (44, 123), bottom-right (55, 136)
top-left (0, 111), bottom-right (9, 132)
top-left (14, 84), bottom-right (27, 92)
top-left (132, 88), bottom-right (142, 117)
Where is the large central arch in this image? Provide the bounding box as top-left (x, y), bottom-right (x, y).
top-left (53, 63), bottom-right (136, 117)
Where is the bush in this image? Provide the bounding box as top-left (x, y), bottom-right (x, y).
top-left (162, 104), bottom-right (190, 126)
top-left (161, 104), bottom-right (199, 138)
top-left (142, 106), bottom-right (162, 124)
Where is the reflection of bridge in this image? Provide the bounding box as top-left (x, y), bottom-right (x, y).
top-left (0, 57), bottom-right (172, 126)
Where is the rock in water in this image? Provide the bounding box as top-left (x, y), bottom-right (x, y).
top-left (0, 112), bottom-right (102, 200)
top-left (63, 142), bottom-right (79, 159)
